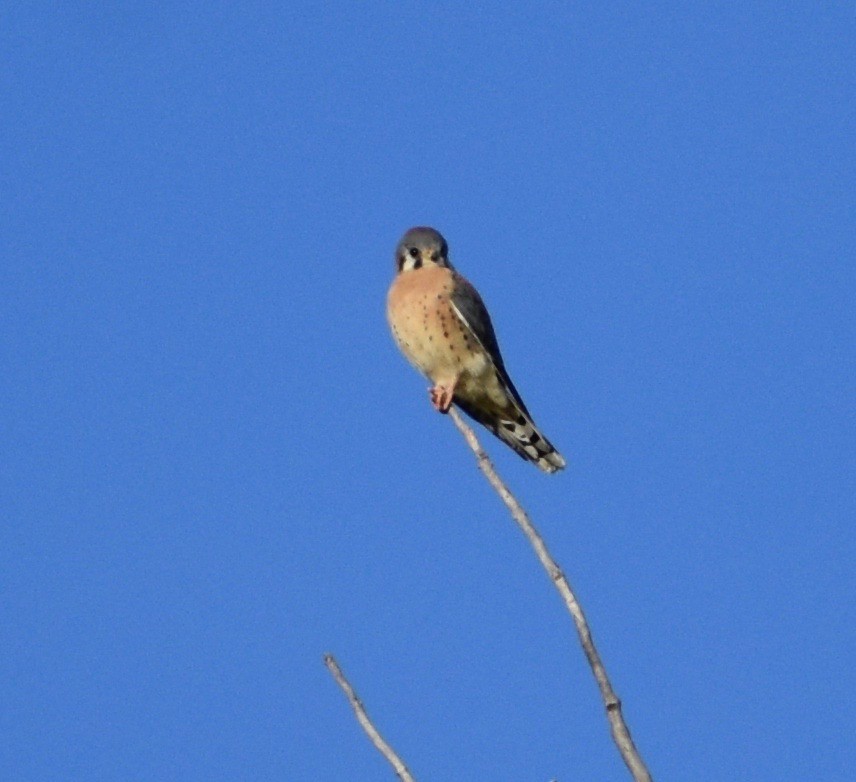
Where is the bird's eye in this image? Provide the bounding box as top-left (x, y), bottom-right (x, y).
top-left (408, 247), bottom-right (420, 259)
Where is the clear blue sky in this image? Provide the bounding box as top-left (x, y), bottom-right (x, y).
top-left (2, 3), bottom-right (853, 780)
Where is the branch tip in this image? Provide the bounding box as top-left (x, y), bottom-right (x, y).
top-left (324, 653), bottom-right (417, 782)
top-left (447, 408), bottom-right (653, 782)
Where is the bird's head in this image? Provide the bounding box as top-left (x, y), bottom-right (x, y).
top-left (394, 226), bottom-right (451, 273)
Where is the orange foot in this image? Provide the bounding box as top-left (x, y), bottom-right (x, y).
top-left (429, 384), bottom-right (455, 414)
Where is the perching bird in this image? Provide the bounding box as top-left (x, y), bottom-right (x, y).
top-left (386, 226), bottom-right (566, 473)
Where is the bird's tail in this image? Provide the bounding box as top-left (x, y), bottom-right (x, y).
top-left (455, 398), bottom-right (566, 474)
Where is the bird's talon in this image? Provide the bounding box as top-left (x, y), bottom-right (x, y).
top-left (429, 385), bottom-right (454, 414)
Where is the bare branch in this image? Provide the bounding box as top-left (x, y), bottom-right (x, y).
top-left (323, 653), bottom-right (417, 782)
top-left (448, 408), bottom-right (653, 782)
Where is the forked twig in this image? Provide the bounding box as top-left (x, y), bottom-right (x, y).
top-left (323, 653), bottom-right (416, 782)
top-left (448, 407), bottom-right (653, 782)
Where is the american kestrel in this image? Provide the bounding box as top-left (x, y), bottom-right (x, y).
top-left (387, 226), bottom-right (566, 473)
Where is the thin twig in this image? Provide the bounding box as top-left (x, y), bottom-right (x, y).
top-left (323, 653), bottom-right (417, 782)
top-left (448, 407), bottom-right (653, 782)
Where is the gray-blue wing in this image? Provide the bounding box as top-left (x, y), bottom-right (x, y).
top-left (448, 273), bottom-right (532, 418)
top-left (448, 273), bottom-right (566, 473)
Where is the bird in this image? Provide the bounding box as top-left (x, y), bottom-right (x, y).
top-left (386, 226), bottom-right (566, 473)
